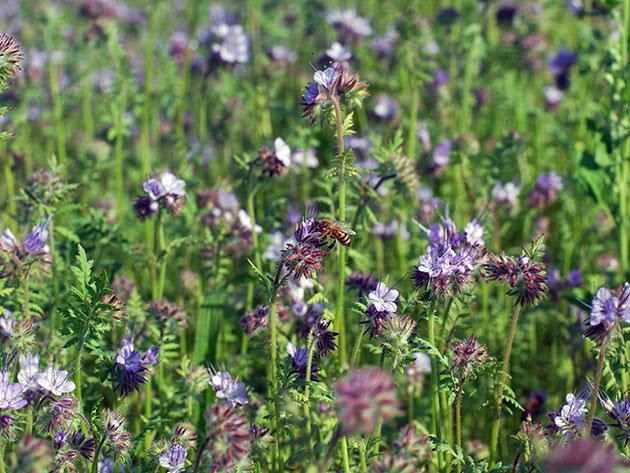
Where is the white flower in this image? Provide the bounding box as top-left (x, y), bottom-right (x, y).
top-left (325, 42), bottom-right (352, 62)
top-left (17, 353), bottom-right (40, 390)
top-left (313, 67), bottom-right (337, 90)
top-left (238, 209), bottom-right (262, 233)
top-left (274, 137), bottom-right (291, 167)
top-left (209, 369), bottom-right (248, 407)
top-left (37, 366), bottom-right (76, 396)
top-left (0, 228), bottom-right (19, 253)
top-left (368, 282), bottom-right (399, 314)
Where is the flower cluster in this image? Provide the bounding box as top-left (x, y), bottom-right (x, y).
top-left (345, 271), bottom-right (379, 296)
top-left (449, 337), bottom-right (489, 383)
top-left (240, 305), bottom-right (269, 336)
top-left (248, 137), bottom-right (290, 178)
top-left (287, 342), bottom-right (319, 381)
top-left (134, 171), bottom-right (187, 220)
top-left (296, 311), bottom-right (338, 359)
top-left (203, 403), bottom-right (251, 471)
top-left (280, 205), bottom-right (329, 281)
top-left (0, 33), bottom-right (24, 85)
top-left (148, 299), bottom-right (189, 333)
top-left (0, 217), bottom-right (53, 278)
top-left (335, 368), bottom-right (401, 436)
top-left (301, 63), bottom-right (369, 124)
top-left (483, 241), bottom-right (548, 306)
top-left (413, 207), bottom-right (485, 299)
top-left (110, 338), bottom-right (160, 396)
top-left (528, 171), bottom-right (563, 209)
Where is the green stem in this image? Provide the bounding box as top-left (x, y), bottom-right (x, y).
top-left (340, 436), bottom-right (352, 473)
top-left (456, 384), bottom-right (464, 473)
top-left (332, 97), bottom-right (347, 367)
top-left (0, 445), bottom-right (5, 473)
top-left (49, 221), bottom-right (59, 337)
top-left (489, 302), bottom-right (522, 468)
top-left (304, 334), bottom-right (316, 459)
top-left (269, 263), bottom-right (284, 473)
top-left (23, 272), bottom-right (30, 321)
top-left (2, 144), bottom-right (15, 229)
top-left (156, 213), bottom-right (167, 299)
top-left (586, 339), bottom-right (608, 435)
top-left (144, 379), bottom-right (152, 452)
top-left (90, 433), bottom-right (107, 473)
top-left (427, 298), bottom-right (444, 472)
top-left (115, 80), bottom-right (127, 226)
top-left (359, 441), bottom-right (369, 472)
top-left (349, 325), bottom-right (364, 369)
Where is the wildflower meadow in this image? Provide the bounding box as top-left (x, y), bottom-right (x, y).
top-left (3, 0), bottom-right (630, 472)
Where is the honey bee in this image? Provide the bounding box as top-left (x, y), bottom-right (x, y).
top-left (314, 219), bottom-right (356, 247)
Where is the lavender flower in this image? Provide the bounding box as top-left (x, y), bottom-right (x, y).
top-left (551, 393), bottom-right (587, 438)
top-left (111, 338), bottom-right (160, 396)
top-left (266, 46), bottom-right (297, 64)
top-left (287, 343), bottom-right (319, 380)
top-left (0, 311), bottom-right (15, 337)
top-left (0, 228), bottom-right (19, 253)
top-left (209, 369), bottom-right (248, 407)
top-left (371, 93), bottom-right (399, 121)
top-left (240, 305), bottom-right (268, 336)
top-left (143, 172), bottom-right (186, 200)
top-left (281, 205), bottom-right (328, 281)
top-left (17, 353), bottom-right (40, 390)
top-left (23, 216), bottom-right (52, 254)
top-left (549, 49), bottom-right (577, 90)
top-left (37, 366), bottom-right (75, 397)
top-left (370, 29), bottom-right (398, 57)
top-left (313, 66), bottom-right (338, 91)
top-left (368, 282), bottom-right (399, 314)
top-left (491, 181), bottom-right (520, 209)
top-left (528, 171), bottom-right (563, 209)
top-left (210, 24), bottom-right (249, 64)
top-left (290, 147), bottom-right (319, 169)
top-left (0, 371), bottom-right (27, 411)
top-left (326, 9), bottom-right (372, 42)
top-left (136, 171), bottom-right (187, 218)
top-left (431, 139), bottom-right (451, 169)
top-left (159, 444), bottom-right (187, 472)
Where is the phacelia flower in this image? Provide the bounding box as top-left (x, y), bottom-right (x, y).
top-left (371, 93), bottom-right (399, 121)
top-left (148, 299), bottom-right (189, 333)
top-left (135, 171), bottom-right (186, 219)
top-left (326, 9), bottom-right (372, 42)
top-left (0, 311), bottom-right (16, 338)
top-left (335, 368), bottom-right (401, 435)
top-left (296, 316), bottom-right (338, 359)
top-left (0, 370), bottom-right (27, 411)
top-left (281, 205), bottom-right (328, 281)
top-left (0, 33), bottom-right (25, 83)
top-left (483, 242), bottom-right (548, 306)
top-left (449, 337), bottom-right (489, 382)
top-left (110, 338), bottom-right (160, 396)
top-left (368, 282), bottom-right (399, 314)
top-left (159, 444), bottom-right (187, 472)
top-left (290, 147), bottom-right (319, 169)
top-left (210, 24), bottom-right (249, 64)
top-left (240, 305), bottom-right (268, 336)
top-left (70, 430), bottom-right (96, 459)
top-left (431, 139), bottom-right (452, 170)
top-left (37, 366), bottom-right (75, 397)
top-left (545, 439), bottom-right (620, 473)
top-left (17, 353), bottom-right (40, 390)
top-left (204, 403), bottom-right (251, 470)
top-left (492, 181), bottom-right (521, 210)
top-left (209, 369), bottom-right (248, 407)
top-left (23, 216), bottom-right (52, 254)
top-left (549, 49), bottom-right (578, 90)
top-left (287, 343), bottom-right (319, 380)
top-left (370, 29), bottom-right (398, 57)
top-left (528, 171), bottom-right (563, 209)
top-left (266, 45), bottom-right (297, 65)
top-left (551, 393), bottom-right (587, 438)
top-left (323, 41), bottom-right (353, 63)
top-left (249, 138), bottom-right (290, 177)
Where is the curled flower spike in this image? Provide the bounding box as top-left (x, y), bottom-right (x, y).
top-left (204, 403), bottom-right (251, 471)
top-left (0, 34), bottom-right (25, 83)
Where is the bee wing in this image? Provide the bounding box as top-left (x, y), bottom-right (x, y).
top-left (332, 220), bottom-right (356, 235)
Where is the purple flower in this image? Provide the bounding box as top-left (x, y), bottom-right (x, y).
top-left (590, 286), bottom-right (630, 326)
top-left (210, 24), bottom-right (249, 64)
top-left (23, 216), bottom-right (52, 254)
top-left (37, 366), bottom-right (75, 396)
top-left (566, 269), bottom-right (582, 288)
top-left (368, 282), bottom-right (399, 314)
top-left (287, 343), bottom-right (318, 380)
top-left (372, 94), bottom-right (399, 121)
top-left (432, 70), bottom-right (450, 88)
top-left (0, 371), bottom-right (27, 411)
top-left (0, 311), bottom-right (15, 337)
top-left (554, 393), bottom-right (587, 438)
top-left (209, 369), bottom-right (248, 407)
top-left (266, 46), bottom-right (296, 64)
top-left (326, 9), bottom-right (372, 42)
top-left (549, 49), bottom-right (578, 76)
top-left (143, 172), bottom-right (186, 201)
top-left (370, 29), bottom-right (398, 57)
top-left (432, 139), bottom-right (451, 168)
top-left (345, 272), bottom-right (379, 296)
top-left (491, 181), bottom-right (520, 209)
top-left (313, 66), bottom-right (338, 91)
top-left (159, 444), bottom-right (187, 472)
top-left (302, 82), bottom-right (320, 105)
top-left (54, 429), bottom-right (68, 449)
top-left (111, 338), bottom-right (159, 396)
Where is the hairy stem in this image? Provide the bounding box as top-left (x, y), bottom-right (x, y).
top-left (586, 339), bottom-right (608, 435)
top-left (304, 334), bottom-right (316, 458)
top-left (456, 384), bottom-right (464, 473)
top-left (332, 97), bottom-right (348, 367)
top-left (489, 302), bottom-right (522, 468)
top-left (427, 298), bottom-right (444, 472)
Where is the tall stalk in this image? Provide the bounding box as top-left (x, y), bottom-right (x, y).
top-left (332, 97), bottom-right (347, 366)
top-left (489, 302), bottom-right (522, 468)
top-left (304, 335), bottom-right (317, 458)
top-left (156, 212), bottom-right (167, 299)
top-left (456, 384), bottom-right (464, 473)
top-left (268, 262), bottom-right (285, 473)
top-left (427, 298), bottom-right (443, 472)
top-left (585, 339), bottom-right (608, 434)
top-left (49, 60), bottom-right (66, 163)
